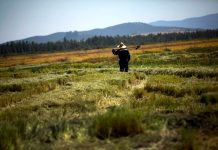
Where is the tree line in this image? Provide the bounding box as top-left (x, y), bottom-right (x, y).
top-left (1, 29), bottom-right (218, 56)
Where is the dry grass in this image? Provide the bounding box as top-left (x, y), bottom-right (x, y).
top-left (0, 39), bottom-right (218, 149)
top-left (1, 39), bottom-right (218, 67)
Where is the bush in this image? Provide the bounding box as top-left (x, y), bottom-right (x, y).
top-left (90, 107), bottom-right (143, 139)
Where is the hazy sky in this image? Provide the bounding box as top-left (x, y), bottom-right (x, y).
top-left (1, 0), bottom-right (218, 43)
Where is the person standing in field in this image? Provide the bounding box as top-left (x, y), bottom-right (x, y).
top-left (112, 42), bottom-right (130, 72)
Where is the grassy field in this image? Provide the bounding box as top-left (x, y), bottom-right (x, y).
top-left (0, 39), bottom-right (218, 150)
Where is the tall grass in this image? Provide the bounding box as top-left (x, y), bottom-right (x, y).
top-left (0, 119), bottom-right (28, 150)
top-left (200, 92), bottom-right (218, 104)
top-left (186, 46), bottom-right (218, 53)
top-left (144, 75), bottom-right (218, 97)
top-left (179, 128), bottom-right (197, 150)
top-left (138, 68), bottom-right (218, 78)
top-left (0, 75), bottom-right (74, 107)
top-left (89, 107), bottom-right (144, 139)
top-left (132, 87), bottom-right (145, 99)
top-left (0, 39), bottom-right (217, 149)
top-left (0, 123), bottom-right (21, 150)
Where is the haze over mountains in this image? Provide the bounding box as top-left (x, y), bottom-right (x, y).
top-left (150, 13), bottom-right (218, 29)
top-left (20, 13), bottom-right (218, 43)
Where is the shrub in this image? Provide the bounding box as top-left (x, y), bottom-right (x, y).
top-left (90, 107), bottom-right (144, 139)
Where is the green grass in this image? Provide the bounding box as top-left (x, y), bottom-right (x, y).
top-left (89, 107), bottom-right (144, 139)
top-left (0, 75), bottom-right (75, 107)
top-left (144, 75), bottom-right (218, 97)
top-left (0, 44), bottom-right (218, 149)
top-left (131, 46), bottom-right (218, 67)
top-left (200, 92), bottom-right (218, 105)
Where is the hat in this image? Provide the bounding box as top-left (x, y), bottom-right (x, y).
top-left (117, 42), bottom-right (127, 49)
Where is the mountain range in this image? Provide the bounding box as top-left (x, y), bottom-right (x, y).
top-left (23, 13), bottom-right (218, 43)
top-left (150, 13), bottom-right (218, 29)
top-left (24, 23), bottom-right (190, 43)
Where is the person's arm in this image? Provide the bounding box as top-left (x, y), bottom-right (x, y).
top-left (112, 49), bottom-right (115, 55)
top-left (112, 49), bottom-right (120, 55)
top-left (128, 50), bottom-right (130, 61)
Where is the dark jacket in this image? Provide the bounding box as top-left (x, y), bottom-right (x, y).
top-left (112, 48), bottom-right (130, 62)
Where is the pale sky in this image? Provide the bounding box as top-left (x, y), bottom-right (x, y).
top-left (1, 0), bottom-right (218, 43)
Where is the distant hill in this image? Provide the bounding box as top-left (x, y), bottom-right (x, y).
top-left (150, 13), bottom-right (218, 29)
top-left (23, 22), bottom-right (191, 43)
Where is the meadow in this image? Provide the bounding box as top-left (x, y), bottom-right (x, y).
top-left (0, 39), bottom-right (218, 150)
